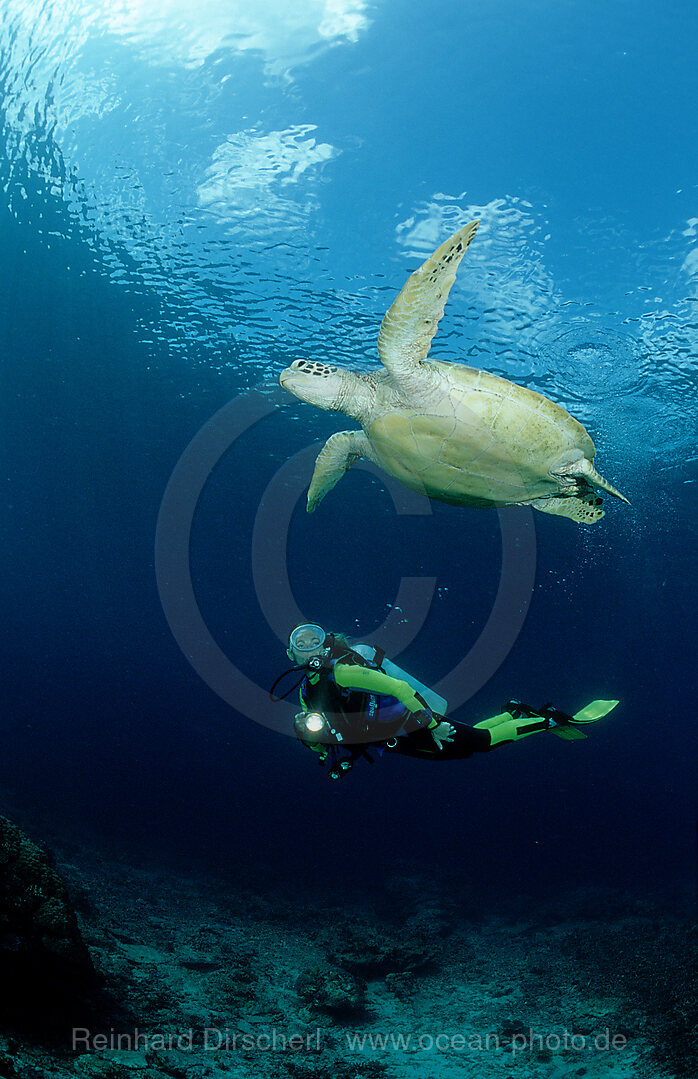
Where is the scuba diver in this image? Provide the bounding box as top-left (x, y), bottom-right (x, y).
top-left (271, 623), bottom-right (619, 781)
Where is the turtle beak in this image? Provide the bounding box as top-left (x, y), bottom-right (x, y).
top-left (279, 360), bottom-right (348, 412)
top-left (279, 362), bottom-right (313, 403)
top-left (279, 363), bottom-right (302, 394)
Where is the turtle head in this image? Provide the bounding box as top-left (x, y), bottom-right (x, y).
top-left (280, 359), bottom-right (359, 415)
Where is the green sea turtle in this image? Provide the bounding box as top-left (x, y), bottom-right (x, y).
top-left (280, 220), bottom-right (628, 524)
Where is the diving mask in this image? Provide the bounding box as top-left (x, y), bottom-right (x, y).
top-left (287, 623), bottom-right (326, 662)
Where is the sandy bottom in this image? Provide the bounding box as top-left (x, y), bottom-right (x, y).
top-left (0, 830), bottom-right (693, 1079)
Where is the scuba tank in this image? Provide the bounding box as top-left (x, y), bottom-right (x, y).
top-left (350, 643), bottom-right (448, 715)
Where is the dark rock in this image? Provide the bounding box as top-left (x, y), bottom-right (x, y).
top-left (384, 971), bottom-right (414, 999)
top-left (296, 966), bottom-right (366, 1015)
top-left (179, 959), bottom-right (221, 972)
top-left (324, 914), bottom-right (439, 977)
top-left (205, 947), bottom-right (258, 1009)
top-left (0, 1048), bottom-right (17, 1075)
top-left (0, 815), bottom-right (99, 1025)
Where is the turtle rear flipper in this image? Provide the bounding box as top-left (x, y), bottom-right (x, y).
top-left (554, 456), bottom-right (630, 504)
top-left (531, 494), bottom-right (605, 524)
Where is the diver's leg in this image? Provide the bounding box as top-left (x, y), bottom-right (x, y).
top-left (476, 699), bottom-right (619, 745)
top-left (393, 699), bottom-right (617, 761)
top-left (394, 710), bottom-right (552, 759)
top-left (473, 701), bottom-right (556, 746)
top-left (471, 711), bottom-right (513, 731)
top-left (476, 713), bottom-right (551, 747)
top-left (393, 721), bottom-right (491, 760)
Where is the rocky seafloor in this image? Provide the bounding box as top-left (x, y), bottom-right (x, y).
top-left (1, 811), bottom-right (696, 1079)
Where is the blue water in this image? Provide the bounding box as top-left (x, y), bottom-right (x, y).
top-left (1, 0), bottom-right (697, 905)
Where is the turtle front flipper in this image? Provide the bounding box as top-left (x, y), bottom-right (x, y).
top-left (377, 220), bottom-right (479, 382)
top-left (531, 494), bottom-right (605, 525)
top-left (307, 430), bottom-right (375, 512)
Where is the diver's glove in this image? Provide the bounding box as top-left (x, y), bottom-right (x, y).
top-left (430, 721), bottom-right (456, 750)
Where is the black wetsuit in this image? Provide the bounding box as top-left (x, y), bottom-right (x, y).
top-left (393, 719), bottom-right (491, 759)
top-left (297, 644), bottom-right (493, 768)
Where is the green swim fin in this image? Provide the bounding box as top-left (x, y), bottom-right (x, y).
top-left (572, 699), bottom-right (619, 723)
top-left (551, 723), bottom-right (588, 741)
top-left (551, 699), bottom-right (619, 740)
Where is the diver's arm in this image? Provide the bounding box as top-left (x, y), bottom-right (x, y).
top-left (296, 685), bottom-right (329, 760)
top-left (332, 664), bottom-right (437, 728)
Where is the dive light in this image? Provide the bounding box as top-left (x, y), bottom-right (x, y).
top-left (304, 712), bottom-right (325, 733)
top-left (295, 711), bottom-right (326, 734)
top-left (295, 710), bottom-right (344, 743)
